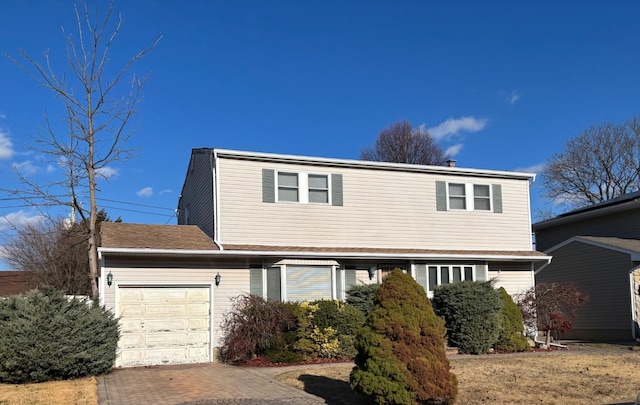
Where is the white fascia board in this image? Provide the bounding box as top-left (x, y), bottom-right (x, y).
top-left (212, 148), bottom-right (535, 181)
top-left (98, 246), bottom-right (551, 262)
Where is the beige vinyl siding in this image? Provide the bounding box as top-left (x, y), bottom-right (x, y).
top-left (536, 241), bottom-right (632, 339)
top-left (102, 257), bottom-right (250, 350)
top-left (536, 208), bottom-right (640, 251)
top-left (217, 157), bottom-right (532, 251)
top-left (178, 150), bottom-right (215, 238)
top-left (488, 262), bottom-right (534, 296)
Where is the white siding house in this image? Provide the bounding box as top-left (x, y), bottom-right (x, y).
top-left (99, 148), bottom-right (550, 367)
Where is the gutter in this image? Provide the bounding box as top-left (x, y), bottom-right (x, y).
top-left (533, 257), bottom-right (553, 275)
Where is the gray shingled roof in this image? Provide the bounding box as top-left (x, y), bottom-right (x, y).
top-left (579, 236), bottom-right (640, 254)
top-left (100, 222), bottom-right (218, 250)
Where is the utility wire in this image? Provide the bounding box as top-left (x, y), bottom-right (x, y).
top-left (97, 197), bottom-right (175, 211)
top-left (99, 205), bottom-right (174, 217)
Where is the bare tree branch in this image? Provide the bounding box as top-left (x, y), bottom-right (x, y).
top-left (361, 120), bottom-right (447, 166)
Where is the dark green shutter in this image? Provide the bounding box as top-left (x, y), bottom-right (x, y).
top-left (331, 174), bottom-right (343, 206)
top-left (262, 169), bottom-right (275, 203)
top-left (492, 184), bottom-right (503, 213)
top-left (266, 267), bottom-right (281, 302)
top-left (436, 181), bottom-right (447, 211)
top-left (250, 266), bottom-right (262, 296)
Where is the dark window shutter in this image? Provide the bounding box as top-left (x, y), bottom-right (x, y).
top-left (250, 266), bottom-right (262, 296)
top-left (331, 174), bottom-right (343, 206)
top-left (492, 184), bottom-right (503, 213)
top-left (262, 169), bottom-right (275, 203)
top-left (266, 267), bottom-right (281, 302)
top-left (436, 181), bottom-right (447, 211)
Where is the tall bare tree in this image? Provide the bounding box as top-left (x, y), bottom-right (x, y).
top-left (361, 120), bottom-right (447, 165)
top-left (541, 117), bottom-right (640, 209)
top-left (5, 3), bottom-right (160, 298)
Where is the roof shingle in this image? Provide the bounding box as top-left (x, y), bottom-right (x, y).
top-left (100, 222), bottom-right (218, 250)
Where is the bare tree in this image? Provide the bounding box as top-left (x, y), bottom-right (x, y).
top-left (517, 282), bottom-right (589, 347)
top-left (2, 210), bottom-right (121, 296)
top-left (361, 120), bottom-right (447, 165)
top-left (541, 118), bottom-right (640, 209)
top-left (4, 3), bottom-right (160, 298)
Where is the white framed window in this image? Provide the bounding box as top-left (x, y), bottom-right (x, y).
top-left (308, 174), bottom-right (329, 204)
top-left (446, 182), bottom-right (492, 211)
top-left (277, 172), bottom-right (299, 202)
top-left (448, 183), bottom-right (466, 210)
top-left (415, 263), bottom-right (479, 294)
top-left (473, 184), bottom-right (491, 211)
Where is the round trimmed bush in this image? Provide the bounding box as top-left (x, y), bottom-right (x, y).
top-left (0, 287), bottom-right (119, 383)
top-left (346, 283), bottom-right (379, 317)
top-left (432, 281), bottom-right (503, 355)
top-left (350, 269), bottom-right (458, 405)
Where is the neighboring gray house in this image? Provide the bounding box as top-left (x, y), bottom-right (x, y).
top-left (533, 191), bottom-right (640, 342)
top-left (99, 148), bottom-right (551, 367)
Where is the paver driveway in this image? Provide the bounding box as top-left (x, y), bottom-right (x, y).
top-left (97, 362), bottom-right (326, 405)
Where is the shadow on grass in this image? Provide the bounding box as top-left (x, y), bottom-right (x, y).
top-left (297, 374), bottom-right (374, 405)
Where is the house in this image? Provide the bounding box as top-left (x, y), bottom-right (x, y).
top-left (98, 148), bottom-right (550, 367)
top-left (533, 191), bottom-right (640, 342)
top-left (0, 271), bottom-right (36, 296)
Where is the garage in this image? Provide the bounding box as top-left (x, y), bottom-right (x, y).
top-left (117, 286), bottom-right (211, 367)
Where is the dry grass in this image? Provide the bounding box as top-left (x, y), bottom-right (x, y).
top-left (0, 376), bottom-right (97, 405)
top-left (275, 349), bottom-right (640, 405)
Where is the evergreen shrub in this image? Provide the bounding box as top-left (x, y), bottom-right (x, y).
top-left (432, 281), bottom-right (503, 355)
top-left (0, 287), bottom-right (119, 383)
top-left (494, 287), bottom-right (530, 352)
top-left (350, 269), bottom-right (458, 405)
top-left (346, 283), bottom-right (379, 317)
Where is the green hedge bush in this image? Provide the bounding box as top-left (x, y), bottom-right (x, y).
top-left (0, 288), bottom-right (119, 383)
top-left (432, 281), bottom-right (503, 355)
top-left (350, 269), bottom-right (458, 405)
top-left (346, 283), bottom-right (379, 317)
top-left (494, 287), bottom-right (530, 352)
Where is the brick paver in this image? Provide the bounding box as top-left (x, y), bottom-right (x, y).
top-left (97, 362), bottom-right (327, 405)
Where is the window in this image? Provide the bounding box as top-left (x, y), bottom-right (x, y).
top-left (436, 181), bottom-right (501, 212)
top-left (448, 183), bottom-right (466, 209)
top-left (415, 264), bottom-right (479, 294)
top-left (308, 174), bottom-right (329, 203)
top-left (278, 172), bottom-right (299, 202)
top-left (473, 184), bottom-right (491, 211)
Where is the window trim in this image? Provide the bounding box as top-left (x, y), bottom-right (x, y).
top-left (416, 263), bottom-right (478, 295)
top-left (446, 182), bottom-right (493, 212)
top-left (274, 170), bottom-right (333, 205)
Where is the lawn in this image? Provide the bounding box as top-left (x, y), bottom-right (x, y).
top-left (274, 346), bottom-right (640, 405)
top-left (0, 377), bottom-right (97, 405)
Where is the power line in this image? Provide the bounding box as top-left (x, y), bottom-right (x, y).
top-left (97, 197), bottom-right (174, 211)
top-left (99, 205), bottom-right (174, 217)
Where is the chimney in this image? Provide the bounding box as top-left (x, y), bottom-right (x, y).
top-left (446, 159), bottom-right (456, 168)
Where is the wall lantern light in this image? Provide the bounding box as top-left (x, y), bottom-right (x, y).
top-left (368, 266), bottom-right (377, 280)
top-left (106, 271), bottom-right (113, 287)
top-left (215, 272), bottom-right (221, 287)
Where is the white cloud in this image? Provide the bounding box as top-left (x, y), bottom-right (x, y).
top-left (136, 187), bottom-right (153, 197)
top-left (428, 116), bottom-right (488, 141)
top-left (159, 189), bottom-right (173, 195)
top-left (95, 166), bottom-right (119, 179)
top-left (507, 91), bottom-right (521, 105)
top-left (46, 164), bottom-right (55, 173)
top-left (0, 210), bottom-right (45, 231)
top-left (514, 163), bottom-right (545, 174)
top-left (444, 144), bottom-right (464, 157)
top-left (11, 160), bottom-right (38, 175)
top-left (0, 130), bottom-right (14, 160)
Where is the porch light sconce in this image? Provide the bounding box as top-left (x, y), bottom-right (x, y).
top-left (368, 266), bottom-right (377, 280)
top-left (106, 271), bottom-right (113, 287)
top-left (215, 272), bottom-right (221, 287)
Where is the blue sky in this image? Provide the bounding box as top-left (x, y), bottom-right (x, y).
top-left (1, 1), bottom-right (639, 268)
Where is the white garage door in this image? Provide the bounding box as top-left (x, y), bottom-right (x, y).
top-left (117, 286), bottom-right (211, 367)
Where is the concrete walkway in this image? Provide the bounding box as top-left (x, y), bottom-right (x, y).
top-left (97, 362), bottom-right (327, 405)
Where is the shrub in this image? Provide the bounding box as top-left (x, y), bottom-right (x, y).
top-left (432, 281), bottom-right (503, 355)
top-left (494, 287), bottom-right (530, 352)
top-left (0, 287), bottom-right (119, 383)
top-left (296, 300), bottom-right (365, 359)
top-left (350, 269), bottom-right (458, 405)
top-left (346, 283), bottom-right (379, 317)
top-left (218, 294), bottom-right (297, 363)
